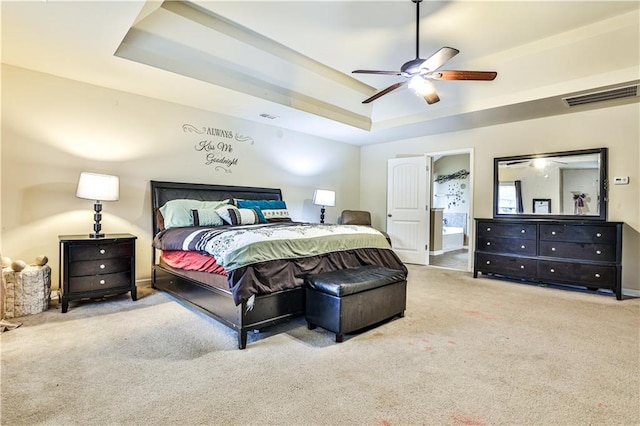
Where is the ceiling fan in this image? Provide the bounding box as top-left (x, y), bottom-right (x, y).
top-left (352, 0), bottom-right (497, 104)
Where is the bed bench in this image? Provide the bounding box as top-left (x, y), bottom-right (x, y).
top-left (304, 265), bottom-right (407, 342)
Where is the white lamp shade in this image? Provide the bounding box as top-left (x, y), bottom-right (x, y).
top-left (76, 172), bottom-right (120, 201)
top-left (312, 189), bottom-right (335, 207)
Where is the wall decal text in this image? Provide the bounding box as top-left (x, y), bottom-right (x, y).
top-left (182, 123), bottom-right (255, 173)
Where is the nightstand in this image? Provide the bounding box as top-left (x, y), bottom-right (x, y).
top-left (58, 233), bottom-right (137, 313)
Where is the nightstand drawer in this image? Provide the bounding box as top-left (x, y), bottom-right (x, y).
top-left (68, 241), bottom-right (134, 261)
top-left (69, 257), bottom-right (131, 277)
top-left (59, 233), bottom-right (137, 313)
top-left (69, 271), bottom-right (132, 293)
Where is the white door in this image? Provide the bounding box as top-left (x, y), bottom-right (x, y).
top-left (387, 156), bottom-right (431, 265)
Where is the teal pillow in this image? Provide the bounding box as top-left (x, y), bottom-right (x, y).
top-left (235, 199), bottom-right (287, 210)
top-left (249, 207), bottom-right (267, 224)
top-left (235, 199), bottom-right (286, 223)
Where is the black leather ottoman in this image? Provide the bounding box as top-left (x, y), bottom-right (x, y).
top-left (305, 265), bottom-right (407, 342)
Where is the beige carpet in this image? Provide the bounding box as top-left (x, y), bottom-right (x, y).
top-left (1, 265), bottom-right (639, 425)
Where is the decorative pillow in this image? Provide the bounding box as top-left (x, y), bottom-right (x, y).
top-left (159, 199), bottom-right (229, 229)
top-left (216, 205), bottom-right (263, 226)
top-left (249, 207), bottom-right (268, 224)
top-left (235, 199), bottom-right (289, 222)
top-left (235, 199), bottom-right (287, 210)
top-left (261, 208), bottom-right (292, 222)
top-left (191, 208), bottom-right (224, 227)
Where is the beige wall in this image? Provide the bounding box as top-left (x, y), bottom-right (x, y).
top-left (2, 64), bottom-right (639, 294)
top-left (1, 65), bottom-right (360, 288)
top-left (361, 103), bottom-right (640, 293)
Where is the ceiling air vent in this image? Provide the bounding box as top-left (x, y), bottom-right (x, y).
top-left (259, 113), bottom-right (278, 120)
top-left (563, 85), bottom-right (638, 107)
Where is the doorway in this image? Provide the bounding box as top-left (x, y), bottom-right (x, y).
top-left (428, 150), bottom-right (473, 272)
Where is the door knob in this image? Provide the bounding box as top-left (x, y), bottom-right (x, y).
top-left (387, 214), bottom-right (392, 217)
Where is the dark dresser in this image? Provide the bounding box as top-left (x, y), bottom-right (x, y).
top-left (474, 219), bottom-right (623, 299)
top-left (59, 233), bottom-right (137, 312)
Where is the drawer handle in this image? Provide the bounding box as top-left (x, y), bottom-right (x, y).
top-left (100, 264), bottom-right (106, 269)
top-left (520, 265), bottom-right (525, 269)
top-left (99, 279), bottom-right (106, 285)
top-left (486, 242), bottom-right (491, 246)
top-left (551, 247), bottom-right (556, 251)
top-left (550, 268), bottom-right (555, 273)
top-left (596, 250), bottom-right (602, 255)
top-left (486, 261), bottom-right (491, 265)
top-left (521, 229), bottom-right (526, 233)
top-left (551, 231), bottom-right (556, 235)
top-left (596, 233), bottom-right (602, 238)
top-left (520, 245), bottom-right (525, 249)
top-left (100, 249), bottom-right (106, 255)
top-left (595, 273), bottom-right (601, 278)
top-left (486, 227), bottom-right (491, 231)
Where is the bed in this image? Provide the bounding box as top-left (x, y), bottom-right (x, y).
top-left (151, 180), bottom-right (407, 349)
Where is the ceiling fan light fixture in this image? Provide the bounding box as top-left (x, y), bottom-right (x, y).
top-left (532, 158), bottom-right (548, 169)
top-left (409, 75), bottom-right (435, 95)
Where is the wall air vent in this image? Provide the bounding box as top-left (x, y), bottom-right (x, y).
top-left (563, 85), bottom-right (638, 107)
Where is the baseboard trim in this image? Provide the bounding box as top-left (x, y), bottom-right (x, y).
top-left (135, 278), bottom-right (153, 286)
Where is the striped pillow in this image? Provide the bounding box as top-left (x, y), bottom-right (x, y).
top-left (191, 208), bottom-right (224, 227)
top-left (216, 205), bottom-right (263, 226)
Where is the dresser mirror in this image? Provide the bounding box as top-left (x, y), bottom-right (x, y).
top-left (494, 147), bottom-right (607, 221)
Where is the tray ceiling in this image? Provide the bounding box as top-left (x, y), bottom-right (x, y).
top-left (2, 1), bottom-right (639, 145)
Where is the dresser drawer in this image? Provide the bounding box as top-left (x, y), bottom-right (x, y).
top-left (539, 241), bottom-right (616, 262)
top-left (68, 241), bottom-right (134, 261)
top-left (477, 236), bottom-right (536, 255)
top-left (68, 257), bottom-right (131, 277)
top-left (477, 221), bottom-right (536, 239)
top-left (69, 271), bottom-right (132, 293)
top-left (476, 253), bottom-right (537, 279)
top-left (539, 224), bottom-right (616, 243)
top-left (538, 260), bottom-right (617, 289)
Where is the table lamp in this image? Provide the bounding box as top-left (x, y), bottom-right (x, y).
top-left (312, 189), bottom-right (335, 224)
top-left (76, 172), bottom-right (120, 238)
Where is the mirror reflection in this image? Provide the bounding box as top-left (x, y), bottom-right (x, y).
top-left (495, 148), bottom-right (606, 219)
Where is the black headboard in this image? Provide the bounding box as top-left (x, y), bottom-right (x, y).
top-left (150, 180), bottom-right (283, 236)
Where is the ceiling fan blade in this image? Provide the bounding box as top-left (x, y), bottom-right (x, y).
top-left (429, 70), bottom-right (498, 81)
top-left (418, 47), bottom-right (460, 72)
top-left (352, 70), bottom-right (402, 76)
top-left (422, 90), bottom-right (440, 105)
top-left (362, 82), bottom-right (406, 104)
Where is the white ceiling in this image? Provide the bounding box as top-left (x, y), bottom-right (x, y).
top-left (2, 0), bottom-right (639, 145)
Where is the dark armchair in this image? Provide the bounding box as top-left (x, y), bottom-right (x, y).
top-left (337, 210), bottom-right (391, 246)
